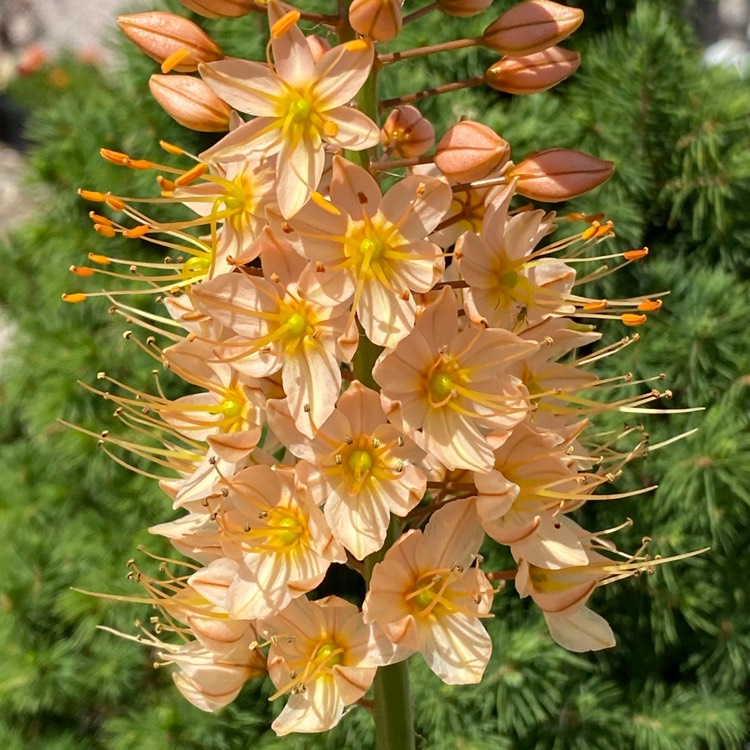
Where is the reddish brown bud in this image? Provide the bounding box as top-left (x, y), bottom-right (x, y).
top-left (436, 0), bottom-right (493, 18)
top-left (381, 106), bottom-right (435, 158)
top-left (509, 148), bottom-right (615, 202)
top-left (349, 0), bottom-right (403, 42)
top-left (175, 0), bottom-right (257, 18)
top-left (483, 0), bottom-right (583, 55)
top-left (149, 74), bottom-right (232, 132)
top-left (485, 47), bottom-right (580, 95)
top-left (118, 12), bottom-right (223, 73)
top-left (306, 34), bottom-right (332, 63)
top-left (435, 121), bottom-right (509, 183)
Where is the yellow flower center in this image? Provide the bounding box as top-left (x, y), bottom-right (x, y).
top-left (409, 574), bottom-right (452, 617)
top-left (220, 398), bottom-right (242, 420)
top-left (348, 449), bottom-right (373, 479)
top-left (499, 269), bottom-right (519, 288)
top-left (289, 96), bottom-right (312, 123)
top-left (425, 356), bottom-right (464, 408)
top-left (285, 311), bottom-right (308, 338)
top-left (263, 508), bottom-right (306, 551)
top-left (429, 372), bottom-right (454, 400)
top-left (314, 641), bottom-right (344, 668)
top-left (181, 255), bottom-right (211, 281)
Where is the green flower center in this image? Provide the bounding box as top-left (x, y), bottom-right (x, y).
top-left (348, 449), bottom-right (373, 479)
top-left (289, 97), bottom-right (312, 122)
top-left (499, 269), bottom-right (519, 288)
top-left (359, 236), bottom-right (384, 262)
top-left (315, 642), bottom-right (344, 668)
top-left (181, 256), bottom-right (211, 281)
top-left (285, 312), bottom-right (308, 338)
top-left (429, 372), bottom-right (454, 400)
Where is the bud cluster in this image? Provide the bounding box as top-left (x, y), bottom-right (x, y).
top-left (67, 0), bottom-right (699, 738)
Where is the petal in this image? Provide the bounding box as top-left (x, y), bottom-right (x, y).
top-left (313, 39), bottom-right (374, 109)
top-left (330, 156), bottom-right (381, 220)
top-left (420, 614), bottom-right (492, 684)
top-left (544, 606), bottom-right (616, 652)
top-left (380, 175), bottom-right (452, 240)
top-left (283, 341), bottom-right (341, 437)
top-left (325, 105), bottom-right (380, 150)
top-left (201, 117), bottom-right (282, 163)
top-left (268, 1), bottom-right (315, 88)
top-left (272, 677), bottom-right (345, 735)
top-left (277, 131), bottom-right (325, 219)
top-left (336, 380), bottom-right (384, 435)
top-left (419, 496), bottom-right (484, 571)
top-left (358, 275), bottom-right (415, 348)
top-left (387, 240), bottom-right (444, 292)
top-left (199, 59), bottom-right (284, 116)
top-left (421, 407), bottom-right (494, 472)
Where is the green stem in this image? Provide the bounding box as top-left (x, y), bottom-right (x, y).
top-left (365, 519), bottom-right (416, 750)
top-left (335, 8), bottom-right (414, 746)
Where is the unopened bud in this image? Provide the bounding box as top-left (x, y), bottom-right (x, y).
top-left (149, 74), bottom-right (232, 132)
top-left (381, 106), bottom-right (435, 158)
top-left (509, 148), bottom-right (615, 202)
top-left (349, 0), bottom-right (403, 42)
top-left (485, 47), bottom-right (580, 95)
top-left (306, 34), bottom-right (332, 62)
top-left (435, 121), bottom-right (509, 183)
top-left (118, 13), bottom-right (223, 73)
top-left (175, 0), bottom-right (257, 18)
top-left (483, 0), bottom-right (583, 55)
top-left (437, 0), bottom-right (493, 18)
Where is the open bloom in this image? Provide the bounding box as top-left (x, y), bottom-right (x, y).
top-left (374, 287), bottom-right (537, 472)
top-left (280, 157), bottom-right (451, 347)
top-left (363, 497), bottom-right (494, 684)
top-left (200, 0), bottom-right (379, 217)
top-left (261, 596), bottom-right (398, 734)
top-left (267, 380), bottom-right (426, 559)
top-left (190, 232), bottom-right (357, 437)
top-left (189, 465), bottom-right (346, 620)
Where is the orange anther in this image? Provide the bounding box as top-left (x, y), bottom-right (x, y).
top-left (159, 140), bottom-right (184, 155)
top-left (595, 220), bottom-right (614, 237)
top-left (123, 225), bottom-right (151, 239)
top-left (161, 48), bottom-right (192, 74)
top-left (125, 158), bottom-right (156, 170)
top-left (62, 292), bottom-right (88, 303)
top-left (624, 247), bottom-right (649, 260)
top-left (104, 195), bottom-right (126, 211)
top-left (583, 300), bottom-right (608, 312)
top-left (78, 189), bottom-right (106, 202)
top-left (157, 175), bottom-right (176, 192)
top-left (70, 265), bottom-right (95, 277)
top-left (271, 10), bottom-right (301, 38)
top-left (621, 313), bottom-right (647, 327)
top-left (638, 299), bottom-right (662, 312)
top-left (581, 222), bottom-right (600, 241)
top-left (88, 253), bottom-right (111, 265)
top-left (94, 224), bottom-right (117, 238)
top-left (100, 148), bottom-right (130, 164)
top-left (89, 211), bottom-right (113, 225)
top-left (175, 162), bottom-right (208, 186)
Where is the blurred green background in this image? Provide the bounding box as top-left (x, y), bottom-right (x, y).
top-left (1, 0), bottom-right (749, 747)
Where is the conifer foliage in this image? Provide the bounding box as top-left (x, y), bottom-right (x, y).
top-left (0, 1), bottom-right (748, 748)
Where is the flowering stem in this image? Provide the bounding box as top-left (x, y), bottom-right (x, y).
top-left (365, 518), bottom-right (416, 750)
top-left (402, 2), bottom-right (438, 24)
top-left (381, 76), bottom-right (485, 108)
top-left (379, 36), bottom-right (480, 65)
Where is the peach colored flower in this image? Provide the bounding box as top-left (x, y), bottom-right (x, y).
top-left (363, 497), bottom-right (494, 684)
top-left (189, 465), bottom-right (346, 619)
top-left (267, 380), bottom-right (426, 559)
top-left (473, 421), bottom-right (590, 568)
top-left (260, 595), bottom-right (398, 735)
top-left (190, 232), bottom-right (357, 437)
top-left (200, 1), bottom-right (378, 217)
top-left (280, 157), bottom-right (451, 347)
top-left (457, 184), bottom-right (574, 332)
top-left (161, 627), bottom-right (266, 711)
top-left (374, 287), bottom-right (537, 472)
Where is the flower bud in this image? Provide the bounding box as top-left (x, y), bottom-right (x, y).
top-left (483, 0), bottom-right (583, 55)
top-left (485, 47), bottom-right (580, 95)
top-left (118, 12), bottom-right (223, 73)
top-left (435, 121), bottom-right (509, 183)
top-left (436, 0), bottom-right (493, 18)
top-left (149, 74), bottom-right (232, 132)
top-left (306, 34), bottom-right (332, 63)
top-left (349, 0), bottom-right (403, 42)
top-left (509, 148), bottom-right (615, 202)
top-left (175, 0), bottom-right (257, 18)
top-left (381, 106), bottom-right (435, 158)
